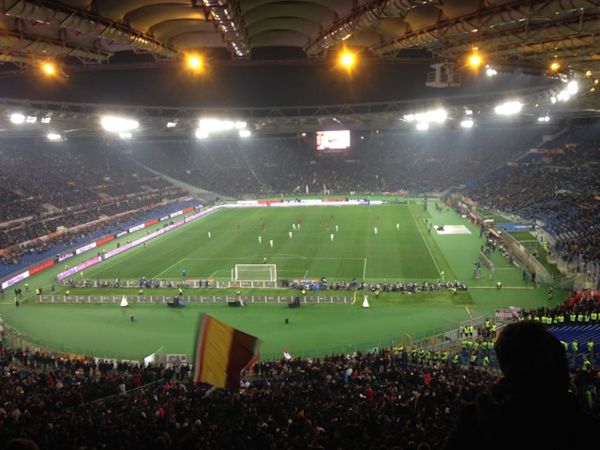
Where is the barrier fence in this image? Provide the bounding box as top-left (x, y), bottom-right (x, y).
top-left (38, 294), bottom-right (351, 305)
top-left (62, 279), bottom-right (278, 289)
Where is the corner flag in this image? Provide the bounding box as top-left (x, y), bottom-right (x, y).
top-left (193, 314), bottom-right (262, 390)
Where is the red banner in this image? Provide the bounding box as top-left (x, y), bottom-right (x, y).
top-left (258, 200), bottom-right (283, 205)
top-left (144, 218), bottom-right (159, 227)
top-left (29, 259), bottom-right (55, 275)
top-left (182, 207), bottom-right (194, 214)
top-left (95, 235), bottom-right (115, 247)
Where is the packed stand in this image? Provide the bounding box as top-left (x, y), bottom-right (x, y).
top-left (0, 140), bottom-right (188, 265)
top-left (467, 123), bottom-right (600, 268)
top-left (130, 125), bottom-right (546, 197)
top-left (1, 321), bottom-right (599, 449)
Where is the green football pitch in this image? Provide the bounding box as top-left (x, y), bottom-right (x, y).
top-left (0, 200), bottom-right (561, 360)
top-left (85, 203), bottom-right (440, 281)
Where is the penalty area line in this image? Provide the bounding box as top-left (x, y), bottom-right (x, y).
top-left (153, 258), bottom-right (185, 278)
top-left (410, 208), bottom-right (442, 277)
top-left (363, 258), bottom-right (367, 279)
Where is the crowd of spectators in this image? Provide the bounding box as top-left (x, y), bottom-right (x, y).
top-left (0, 320), bottom-right (598, 449)
top-left (130, 125), bottom-right (546, 197)
top-left (467, 124), bottom-right (600, 268)
top-left (2, 122), bottom-right (596, 275)
top-left (0, 141), bottom-right (188, 265)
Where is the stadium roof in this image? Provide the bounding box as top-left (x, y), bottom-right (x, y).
top-left (0, 1), bottom-right (598, 71)
top-left (0, 1), bottom-right (598, 113)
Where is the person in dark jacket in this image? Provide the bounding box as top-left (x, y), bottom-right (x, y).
top-left (444, 321), bottom-right (600, 450)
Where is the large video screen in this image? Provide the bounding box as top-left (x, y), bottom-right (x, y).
top-left (316, 130), bottom-right (350, 150)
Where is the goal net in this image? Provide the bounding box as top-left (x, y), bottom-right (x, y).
top-left (234, 264), bottom-right (277, 282)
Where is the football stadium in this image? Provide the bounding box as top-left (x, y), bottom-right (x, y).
top-left (0, 1), bottom-right (599, 448)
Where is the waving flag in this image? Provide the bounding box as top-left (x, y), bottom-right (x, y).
top-left (193, 314), bottom-right (262, 390)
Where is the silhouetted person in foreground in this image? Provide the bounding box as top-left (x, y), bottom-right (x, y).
top-left (444, 321), bottom-right (600, 450)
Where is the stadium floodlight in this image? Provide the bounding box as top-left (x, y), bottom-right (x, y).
top-left (166, 121), bottom-right (177, 128)
top-left (485, 66), bottom-right (497, 77)
top-left (338, 49), bottom-right (357, 72)
top-left (566, 80), bottom-right (579, 95)
top-left (538, 116), bottom-right (550, 123)
top-left (239, 129), bottom-right (251, 138)
top-left (416, 122), bottom-right (429, 131)
top-left (465, 109), bottom-right (473, 116)
top-left (41, 116), bottom-right (51, 124)
top-left (25, 116), bottom-right (37, 124)
top-left (101, 115), bottom-right (139, 133)
top-left (185, 53), bottom-right (204, 73)
top-left (404, 108), bottom-right (447, 125)
top-left (467, 50), bottom-right (483, 70)
top-left (460, 119), bottom-right (474, 128)
top-left (10, 113), bottom-right (25, 124)
top-left (47, 132), bottom-right (62, 141)
top-left (556, 90), bottom-right (571, 102)
top-left (198, 118), bottom-right (235, 133)
top-left (40, 62), bottom-right (57, 77)
top-left (195, 129), bottom-right (208, 139)
top-left (494, 100), bottom-right (523, 116)
top-left (235, 121), bottom-right (247, 129)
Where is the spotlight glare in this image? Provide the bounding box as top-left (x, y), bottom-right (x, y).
top-left (239, 129), bottom-right (251, 138)
top-left (195, 129), bottom-right (208, 140)
top-left (585, 70), bottom-right (592, 78)
top-left (538, 116), bottom-right (550, 123)
top-left (41, 117), bottom-right (51, 124)
top-left (100, 115), bottom-right (139, 133)
top-left (416, 122), bottom-right (429, 131)
top-left (566, 80), bottom-right (579, 95)
top-left (166, 121), bottom-right (177, 128)
top-left (557, 90), bottom-right (571, 102)
top-left (10, 113), bottom-right (25, 124)
top-left (338, 49), bottom-right (356, 71)
top-left (485, 66), bottom-right (497, 77)
top-left (118, 132), bottom-right (132, 140)
top-left (460, 119), bottom-right (474, 128)
top-left (494, 100), bottom-right (523, 116)
top-left (41, 62), bottom-right (56, 77)
top-left (47, 132), bottom-right (62, 141)
top-left (25, 116), bottom-right (37, 124)
top-left (549, 61), bottom-right (560, 72)
top-left (185, 54), bottom-right (204, 73)
top-left (467, 51), bottom-right (483, 70)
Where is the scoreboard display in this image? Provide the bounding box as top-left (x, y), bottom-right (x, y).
top-left (316, 130), bottom-right (350, 151)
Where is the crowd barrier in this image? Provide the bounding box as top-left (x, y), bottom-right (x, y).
top-left (37, 294), bottom-right (351, 304)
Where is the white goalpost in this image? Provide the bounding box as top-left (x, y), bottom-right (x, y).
top-left (233, 264), bottom-right (277, 282)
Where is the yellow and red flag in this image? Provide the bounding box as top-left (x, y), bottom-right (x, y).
top-left (193, 314), bottom-right (262, 390)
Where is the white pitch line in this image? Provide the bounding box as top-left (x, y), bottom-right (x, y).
top-left (470, 286), bottom-right (535, 290)
top-left (411, 210), bottom-right (442, 276)
top-left (153, 258), bottom-right (185, 278)
top-left (208, 270), bottom-right (219, 279)
top-left (303, 269), bottom-right (309, 278)
top-left (363, 258), bottom-right (367, 279)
